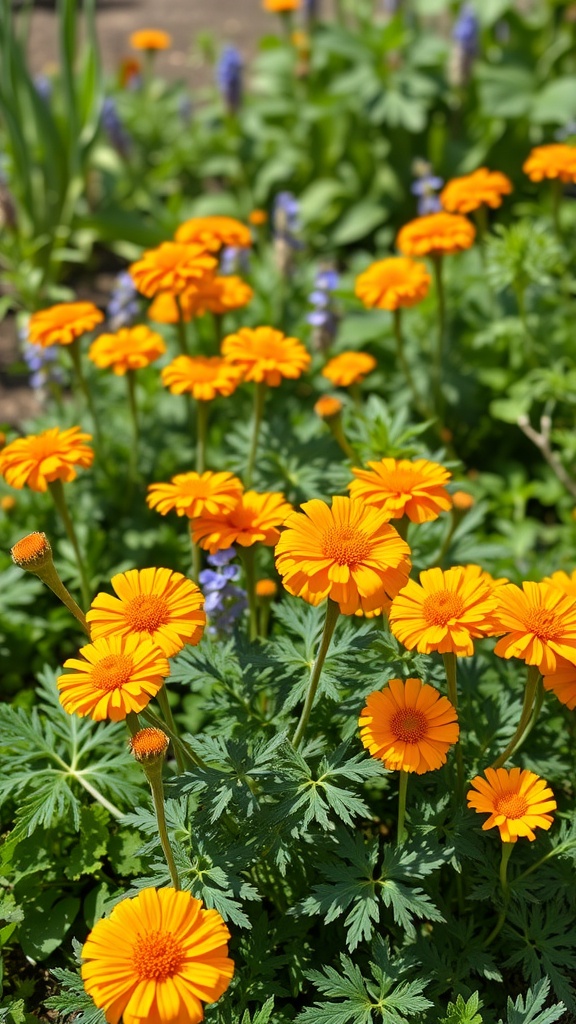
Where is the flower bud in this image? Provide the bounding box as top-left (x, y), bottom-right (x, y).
top-left (256, 578), bottom-right (277, 599)
top-left (130, 727), bottom-right (169, 764)
top-left (314, 395), bottom-right (343, 420)
top-left (11, 531), bottom-right (53, 572)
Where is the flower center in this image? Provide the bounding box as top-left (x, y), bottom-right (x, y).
top-left (130, 727), bottom-right (169, 761)
top-left (385, 469), bottom-right (417, 494)
top-left (524, 608), bottom-right (562, 641)
top-left (495, 791), bottom-right (528, 819)
top-left (132, 930), bottom-right (185, 981)
top-left (321, 525), bottom-right (372, 566)
top-left (91, 654), bottom-right (134, 691)
top-left (422, 589), bottom-right (465, 626)
top-left (390, 708), bottom-right (428, 744)
top-left (29, 437), bottom-right (60, 461)
top-left (125, 594), bottom-right (170, 633)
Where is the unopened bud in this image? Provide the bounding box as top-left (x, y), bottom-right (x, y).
top-left (130, 727), bottom-right (169, 764)
top-left (11, 531), bottom-right (53, 571)
top-left (314, 395), bottom-right (343, 420)
top-left (1, 496), bottom-right (16, 513)
top-left (452, 490), bottom-right (475, 511)
top-left (256, 578), bottom-right (277, 599)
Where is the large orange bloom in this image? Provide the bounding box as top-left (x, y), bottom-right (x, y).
top-left (491, 581), bottom-right (576, 674)
top-left (0, 426), bottom-right (93, 492)
top-left (149, 276), bottom-right (253, 323)
top-left (397, 212), bottom-right (475, 257)
top-left (147, 471), bottom-right (243, 519)
top-left (543, 568), bottom-right (576, 600)
top-left (348, 457), bottom-right (452, 523)
top-left (321, 351), bottom-right (376, 388)
top-left (359, 677), bottom-right (459, 774)
top-left (275, 496), bottom-right (411, 615)
top-left (130, 243), bottom-right (217, 299)
top-left (221, 326), bottom-right (310, 387)
top-left (440, 168), bottom-right (513, 214)
top-left (28, 302), bottom-right (104, 348)
top-left (523, 144), bottom-right (576, 183)
top-left (88, 325), bottom-right (166, 375)
top-left (192, 490), bottom-right (292, 554)
top-left (467, 768), bottom-right (556, 843)
top-left (161, 356), bottom-right (243, 400)
top-left (58, 634), bottom-right (170, 721)
top-left (543, 655), bottom-right (576, 710)
top-left (175, 216), bottom-right (252, 250)
top-left (82, 887), bottom-right (234, 1024)
top-left (355, 257), bottom-right (431, 311)
top-left (130, 29), bottom-right (171, 50)
top-left (389, 565), bottom-right (498, 657)
top-left (87, 568), bottom-right (205, 658)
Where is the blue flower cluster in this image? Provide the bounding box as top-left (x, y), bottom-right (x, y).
top-left (21, 331), bottom-right (64, 392)
top-left (307, 268), bottom-right (339, 350)
top-left (273, 192), bottom-right (301, 275)
top-left (101, 97), bottom-right (132, 159)
top-left (107, 271), bottom-right (139, 330)
top-left (411, 159), bottom-right (443, 215)
top-left (199, 548), bottom-right (247, 635)
top-left (217, 46), bottom-right (243, 115)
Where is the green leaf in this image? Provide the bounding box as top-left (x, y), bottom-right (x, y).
top-left (531, 77), bottom-right (576, 126)
top-left (501, 979), bottom-right (565, 1024)
top-left (331, 201), bottom-right (388, 246)
top-left (65, 805), bottom-right (109, 880)
top-left (441, 993), bottom-right (484, 1024)
top-left (19, 892), bottom-right (80, 960)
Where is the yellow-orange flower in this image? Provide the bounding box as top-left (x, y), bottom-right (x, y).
top-left (314, 395), bottom-right (343, 419)
top-left (397, 212), bottom-right (475, 257)
top-left (58, 633), bottom-right (170, 721)
top-left (88, 325), bottom-right (166, 375)
top-left (87, 567), bottom-right (206, 658)
top-left (130, 243), bottom-right (217, 299)
top-left (543, 568), bottom-right (576, 600)
top-left (150, 277), bottom-right (253, 323)
top-left (28, 302), bottom-right (104, 348)
top-left (321, 351), bottom-right (376, 388)
top-left (249, 209), bottom-right (268, 226)
top-left (175, 216), bottom-right (252, 251)
top-left (467, 768), bottom-right (556, 843)
top-left (452, 489), bottom-right (475, 511)
top-left (440, 168), bottom-right (513, 214)
top-left (491, 581), bottom-right (576, 674)
top-left (355, 257), bottom-right (431, 311)
top-left (147, 471), bottom-right (243, 519)
top-left (221, 326), bottom-right (310, 387)
top-left (348, 458), bottom-right (452, 523)
top-left (523, 144), bottom-right (576, 183)
top-left (389, 565), bottom-right (498, 657)
top-left (275, 496), bottom-right (411, 615)
top-left (161, 356), bottom-right (243, 400)
top-left (130, 29), bottom-right (171, 50)
top-left (192, 490), bottom-right (293, 554)
top-left (543, 655), bottom-right (576, 710)
top-left (81, 887), bottom-right (234, 1024)
top-left (256, 578), bottom-right (277, 598)
top-left (0, 426), bottom-right (93, 492)
top-left (263, 0), bottom-right (300, 10)
top-left (359, 677), bottom-right (459, 774)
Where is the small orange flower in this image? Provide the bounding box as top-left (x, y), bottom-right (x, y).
top-left (147, 471), bottom-right (243, 519)
top-left (221, 326), bottom-right (310, 387)
top-left (348, 458), bottom-right (452, 523)
top-left (523, 144), bottom-right (576, 183)
top-left (397, 212), bottom-right (475, 257)
top-left (88, 325), bottom-right (166, 375)
top-left (119, 56), bottom-right (141, 88)
top-left (440, 168), bottom-right (513, 214)
top-left (1, 495), bottom-right (16, 513)
top-left (0, 427), bottom-right (93, 492)
top-left (321, 351), bottom-right (376, 388)
top-left (452, 489), bottom-right (475, 511)
top-left (263, 0), bottom-right (300, 10)
top-left (491, 581), bottom-right (576, 674)
top-left (175, 216), bottom-right (252, 251)
top-left (275, 496), bottom-right (411, 615)
top-left (149, 276), bottom-right (253, 322)
top-left (256, 578), bottom-right (277, 598)
top-left (389, 565), bottom-right (498, 657)
top-left (542, 655), bottom-right (576, 710)
top-left (249, 209), bottom-right (268, 226)
top-left (130, 243), bottom-right (217, 299)
top-left (28, 302), bottom-right (104, 348)
top-left (58, 633), bottom-right (170, 721)
top-left (359, 677), bottom-right (459, 774)
top-left (87, 567), bottom-right (206, 658)
top-left (543, 568), bottom-right (576, 600)
top-left (192, 490), bottom-right (293, 554)
top-left (467, 768), bottom-right (557, 843)
top-left (355, 257), bottom-right (431, 311)
top-left (161, 356), bottom-right (243, 400)
top-left (130, 29), bottom-right (171, 50)
top-left (130, 727), bottom-right (169, 762)
top-left (314, 395), bottom-right (343, 419)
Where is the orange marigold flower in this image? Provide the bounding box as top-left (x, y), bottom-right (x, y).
top-left (249, 209), bottom-right (268, 226)
top-left (314, 395), bottom-right (343, 419)
top-left (130, 243), bottom-right (217, 299)
top-left (348, 457), bottom-right (452, 523)
top-left (452, 489), bottom-right (475, 511)
top-left (192, 490), bottom-right (293, 554)
top-left (263, 0), bottom-right (300, 10)
top-left (87, 567), bottom-right (206, 658)
top-left (543, 655), bottom-right (576, 710)
top-left (81, 887), bottom-right (234, 1024)
top-left (275, 496), bottom-right (411, 615)
top-left (321, 351), bottom-right (376, 388)
top-left (161, 355), bottom-right (243, 400)
top-left (256, 578), bottom-right (277, 598)
top-left (175, 216), bottom-right (252, 251)
top-left (88, 325), bottom-right (166, 375)
top-left (543, 568), bottom-right (576, 600)
top-left (0, 426), bottom-right (93, 492)
top-left (130, 29), bottom-right (171, 50)
top-left (355, 257), bottom-right (431, 311)
top-left (491, 581), bottom-right (576, 674)
top-left (440, 168), bottom-right (513, 214)
top-left (523, 143), bottom-right (576, 183)
top-left (467, 768), bottom-right (556, 843)
top-left (130, 727), bottom-right (169, 762)
top-left (147, 471), bottom-right (243, 519)
top-left (221, 326), bottom-right (311, 387)
top-left (397, 212), bottom-right (476, 257)
top-left (389, 565), bottom-right (499, 657)
top-left (58, 633), bottom-right (170, 721)
top-left (28, 302), bottom-right (104, 348)
top-left (149, 277), bottom-right (252, 323)
top-left (359, 677), bottom-right (459, 774)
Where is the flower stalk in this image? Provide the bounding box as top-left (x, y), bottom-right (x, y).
top-left (47, 478), bottom-right (91, 609)
top-left (484, 841), bottom-right (514, 948)
top-left (490, 664), bottom-right (541, 770)
top-left (292, 598), bottom-right (340, 749)
top-left (397, 770), bottom-right (409, 846)
top-left (246, 381), bottom-right (267, 487)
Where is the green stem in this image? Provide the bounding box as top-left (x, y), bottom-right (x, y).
top-left (489, 664), bottom-right (541, 770)
top-left (327, 415), bottom-right (356, 461)
top-left (246, 381), bottom-right (267, 487)
top-left (126, 369), bottom-right (139, 479)
top-left (473, 204), bottom-right (488, 246)
top-left (484, 841), bottom-right (514, 948)
top-left (292, 599), bottom-right (340, 749)
top-left (175, 295), bottom-right (189, 355)
top-left (397, 770), bottom-right (409, 846)
top-left (392, 309), bottom-right (427, 418)
top-left (155, 686), bottom-right (186, 774)
top-left (35, 561), bottom-right (89, 632)
top-left (196, 400), bottom-right (209, 474)
top-left (443, 651), bottom-right (464, 799)
top-left (47, 479), bottom-right (91, 608)
top-left (240, 547), bottom-right (258, 641)
top-left (189, 528), bottom-right (201, 583)
top-left (69, 338), bottom-right (102, 447)
top-left (146, 760), bottom-right (181, 890)
top-left (551, 179), bottom-right (563, 238)
top-left (431, 254), bottom-right (446, 423)
top-left (72, 773), bottom-right (123, 818)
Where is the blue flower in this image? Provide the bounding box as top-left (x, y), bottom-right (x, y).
top-left (307, 267), bottom-right (339, 349)
top-left (411, 162), bottom-right (444, 215)
top-left (200, 548), bottom-right (247, 635)
top-left (107, 271), bottom-right (139, 330)
top-left (101, 97), bottom-right (132, 158)
top-left (217, 46), bottom-right (243, 115)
